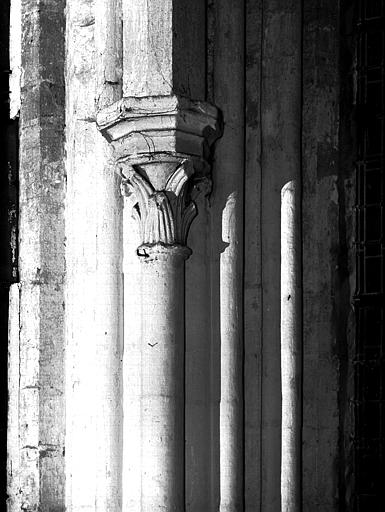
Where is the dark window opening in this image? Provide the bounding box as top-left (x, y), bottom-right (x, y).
top-left (354, 1), bottom-right (385, 509)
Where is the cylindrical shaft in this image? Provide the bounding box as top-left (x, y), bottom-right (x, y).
top-left (139, 249), bottom-right (187, 512)
top-left (219, 194), bottom-right (244, 512)
top-left (122, 200), bottom-right (142, 511)
top-left (281, 181), bottom-right (302, 512)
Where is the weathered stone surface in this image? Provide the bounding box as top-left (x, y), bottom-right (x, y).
top-left (244, 1), bottom-right (263, 510)
top-left (65, 0), bottom-right (123, 510)
top-left (97, 94), bottom-right (221, 178)
top-left (7, 1), bottom-right (66, 510)
top-left (9, 0), bottom-right (21, 119)
top-left (302, 2), bottom-right (348, 510)
top-left (210, 0), bottom-right (245, 510)
top-left (260, 2), bottom-right (302, 511)
top-left (185, 190), bottom-right (213, 511)
top-left (7, 284), bottom-right (20, 512)
top-left (122, 0), bottom-right (206, 99)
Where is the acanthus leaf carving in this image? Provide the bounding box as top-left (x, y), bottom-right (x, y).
top-left (120, 159), bottom-right (207, 251)
top-left (145, 192), bottom-right (175, 245)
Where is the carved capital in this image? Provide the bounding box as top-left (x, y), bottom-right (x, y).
top-left (120, 159), bottom-right (210, 259)
top-left (97, 94), bottom-right (222, 259)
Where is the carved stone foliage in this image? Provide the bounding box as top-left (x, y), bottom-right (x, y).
top-left (120, 159), bottom-right (210, 251)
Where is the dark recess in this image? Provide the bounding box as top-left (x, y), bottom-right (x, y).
top-left (353, 0), bottom-right (385, 510)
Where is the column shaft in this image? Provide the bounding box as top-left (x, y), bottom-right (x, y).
top-left (281, 182), bottom-right (302, 511)
top-left (185, 194), bottom-right (212, 511)
top-left (122, 201), bottom-right (142, 510)
top-left (140, 253), bottom-right (186, 511)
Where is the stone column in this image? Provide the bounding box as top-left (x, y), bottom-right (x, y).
top-left (281, 181), bottom-right (302, 512)
top-left (97, 96), bottom-right (221, 511)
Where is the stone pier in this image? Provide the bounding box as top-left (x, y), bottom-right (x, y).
top-left (97, 95), bottom-right (221, 510)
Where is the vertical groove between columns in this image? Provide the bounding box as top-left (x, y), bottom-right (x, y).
top-left (259, 2), bottom-right (265, 510)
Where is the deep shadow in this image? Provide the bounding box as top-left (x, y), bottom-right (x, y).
top-left (338, 0), bottom-right (357, 509)
top-left (350, 1), bottom-right (385, 510)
